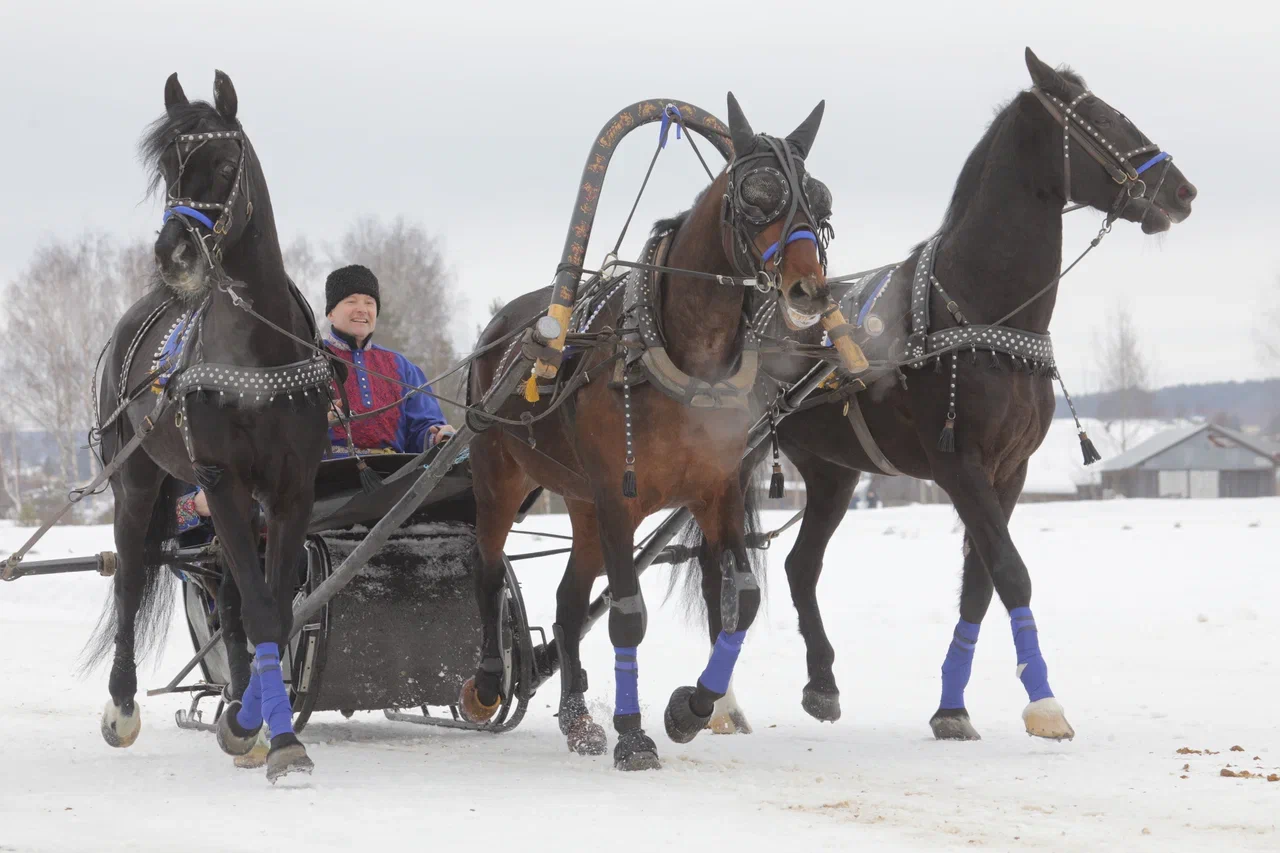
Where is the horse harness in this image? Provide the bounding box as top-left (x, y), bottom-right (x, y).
top-left (112, 282), bottom-right (335, 489)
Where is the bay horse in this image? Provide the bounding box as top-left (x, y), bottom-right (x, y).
top-left (84, 72), bottom-right (332, 782)
top-left (465, 94), bottom-right (836, 770)
top-left (683, 48), bottom-right (1197, 741)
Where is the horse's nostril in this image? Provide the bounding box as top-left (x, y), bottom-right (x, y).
top-left (170, 243), bottom-right (187, 264)
top-left (1177, 183), bottom-right (1197, 203)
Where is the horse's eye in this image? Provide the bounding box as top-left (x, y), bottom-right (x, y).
top-left (1094, 115), bottom-right (1112, 129)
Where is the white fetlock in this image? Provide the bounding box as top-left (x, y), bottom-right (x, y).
top-left (707, 682), bottom-right (753, 735)
top-left (234, 725), bottom-right (271, 769)
top-left (101, 699), bottom-right (142, 748)
top-left (1022, 697), bottom-right (1074, 741)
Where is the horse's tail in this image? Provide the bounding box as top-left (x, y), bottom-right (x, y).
top-left (664, 455), bottom-right (768, 628)
top-left (79, 475), bottom-right (181, 675)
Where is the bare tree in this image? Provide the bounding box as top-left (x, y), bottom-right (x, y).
top-left (282, 235), bottom-right (327, 320)
top-left (333, 216), bottom-right (463, 422)
top-left (0, 234), bottom-right (151, 488)
top-left (1260, 286), bottom-right (1280, 368)
top-left (1093, 302), bottom-right (1156, 451)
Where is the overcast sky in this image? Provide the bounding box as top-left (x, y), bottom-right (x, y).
top-left (2, 0), bottom-right (1276, 390)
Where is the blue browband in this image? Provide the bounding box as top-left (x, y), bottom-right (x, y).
top-left (761, 229), bottom-right (818, 264)
top-left (1135, 152), bottom-right (1170, 176)
top-left (163, 206), bottom-right (215, 230)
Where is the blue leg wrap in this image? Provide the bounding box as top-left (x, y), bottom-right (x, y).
top-left (614, 647), bottom-right (640, 716)
top-left (939, 619), bottom-right (980, 710)
top-left (697, 630), bottom-right (746, 696)
top-left (236, 665), bottom-right (264, 730)
top-left (1009, 607), bottom-right (1054, 702)
top-left (253, 642), bottom-right (294, 737)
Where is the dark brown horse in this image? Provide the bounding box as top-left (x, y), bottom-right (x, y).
top-left (464, 94), bottom-right (835, 770)
top-left (682, 48), bottom-right (1197, 742)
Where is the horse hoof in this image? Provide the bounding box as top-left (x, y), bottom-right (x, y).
top-left (458, 677), bottom-right (501, 724)
top-left (266, 734), bottom-right (314, 784)
top-left (1023, 698), bottom-right (1075, 741)
top-left (930, 708), bottom-right (981, 741)
top-left (565, 715), bottom-right (608, 756)
top-left (216, 701), bottom-right (263, 757)
top-left (101, 699), bottom-right (141, 748)
top-left (801, 686), bottom-right (842, 723)
top-left (664, 686), bottom-right (711, 745)
top-left (614, 728), bottom-right (661, 771)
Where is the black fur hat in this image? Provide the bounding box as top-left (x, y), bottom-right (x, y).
top-left (325, 264), bottom-right (381, 315)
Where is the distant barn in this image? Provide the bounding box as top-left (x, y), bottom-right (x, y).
top-left (1098, 423), bottom-right (1278, 499)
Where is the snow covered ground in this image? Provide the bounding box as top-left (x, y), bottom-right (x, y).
top-left (2, 498), bottom-right (1277, 852)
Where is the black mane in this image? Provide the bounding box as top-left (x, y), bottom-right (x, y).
top-left (921, 65), bottom-right (1088, 251)
top-left (139, 101), bottom-right (240, 196)
top-left (652, 210), bottom-right (691, 237)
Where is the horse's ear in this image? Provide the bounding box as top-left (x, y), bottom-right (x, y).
top-left (164, 73), bottom-right (188, 110)
top-left (1024, 47), bottom-right (1070, 97)
top-left (786, 100), bottom-right (825, 159)
top-left (726, 91), bottom-right (756, 158)
top-left (213, 70), bottom-right (238, 121)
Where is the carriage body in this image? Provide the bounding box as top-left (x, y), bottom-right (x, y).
top-left (173, 450), bottom-right (537, 734)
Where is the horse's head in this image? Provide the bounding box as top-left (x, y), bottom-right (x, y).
top-left (143, 71), bottom-right (257, 297)
top-left (723, 93), bottom-right (833, 330)
top-left (1024, 47), bottom-right (1196, 234)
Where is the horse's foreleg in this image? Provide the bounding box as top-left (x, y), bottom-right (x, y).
top-left (254, 494), bottom-right (315, 781)
top-left (783, 451), bottom-right (861, 724)
top-left (667, 483), bottom-right (759, 746)
top-left (100, 462), bottom-right (166, 748)
top-left (933, 458), bottom-right (1073, 740)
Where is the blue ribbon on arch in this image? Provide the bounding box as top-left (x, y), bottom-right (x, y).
top-left (1135, 151), bottom-right (1170, 176)
top-left (163, 205), bottom-right (215, 230)
top-left (658, 104), bottom-right (683, 149)
top-left (761, 229), bottom-right (818, 264)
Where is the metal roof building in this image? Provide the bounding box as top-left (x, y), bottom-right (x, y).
top-left (1098, 423), bottom-right (1278, 499)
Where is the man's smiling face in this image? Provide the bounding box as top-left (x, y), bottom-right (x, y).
top-left (329, 293), bottom-right (378, 342)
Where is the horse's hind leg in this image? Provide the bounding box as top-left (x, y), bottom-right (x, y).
top-left (462, 434), bottom-right (533, 722)
top-left (934, 458), bottom-right (1073, 740)
top-left (928, 533), bottom-right (991, 741)
top-left (554, 499), bottom-right (608, 756)
top-left (100, 457), bottom-right (167, 748)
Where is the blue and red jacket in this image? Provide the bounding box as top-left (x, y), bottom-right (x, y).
top-left (325, 330), bottom-right (447, 455)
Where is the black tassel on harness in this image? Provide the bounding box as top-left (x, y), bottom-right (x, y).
top-left (768, 410), bottom-right (785, 499)
top-left (769, 464), bottom-right (785, 499)
top-left (357, 458), bottom-right (383, 494)
top-left (621, 465), bottom-right (638, 499)
top-left (1079, 431), bottom-right (1103, 466)
top-left (937, 416), bottom-right (956, 453)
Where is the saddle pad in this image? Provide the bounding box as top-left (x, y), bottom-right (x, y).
top-left (822, 263), bottom-right (898, 346)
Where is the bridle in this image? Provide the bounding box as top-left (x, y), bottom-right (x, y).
top-left (1031, 86), bottom-right (1173, 222)
top-left (721, 133), bottom-right (832, 289)
top-left (160, 128), bottom-right (254, 268)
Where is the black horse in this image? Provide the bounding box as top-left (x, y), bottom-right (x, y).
top-left (682, 48), bottom-right (1197, 741)
top-left (84, 72), bottom-right (331, 782)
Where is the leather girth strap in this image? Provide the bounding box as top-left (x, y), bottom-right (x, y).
top-left (620, 231), bottom-right (760, 410)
